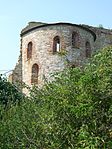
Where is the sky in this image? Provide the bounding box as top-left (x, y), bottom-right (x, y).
top-left (0, 0), bottom-right (112, 75)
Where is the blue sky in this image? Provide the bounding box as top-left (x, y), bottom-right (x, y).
top-left (0, 0), bottom-right (112, 74)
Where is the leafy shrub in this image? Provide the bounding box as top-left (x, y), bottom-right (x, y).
top-left (0, 76), bottom-right (24, 107)
top-left (0, 46), bottom-right (112, 148)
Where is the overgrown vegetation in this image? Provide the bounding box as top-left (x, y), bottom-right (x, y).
top-left (0, 76), bottom-right (24, 107)
top-left (0, 46), bottom-right (112, 148)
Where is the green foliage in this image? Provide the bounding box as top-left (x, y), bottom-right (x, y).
top-left (0, 46), bottom-right (112, 148)
top-left (58, 49), bottom-right (68, 56)
top-left (0, 76), bottom-right (24, 106)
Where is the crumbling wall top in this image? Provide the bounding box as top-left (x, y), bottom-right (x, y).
top-left (21, 22), bottom-right (96, 41)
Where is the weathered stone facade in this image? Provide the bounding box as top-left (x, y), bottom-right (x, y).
top-left (12, 51), bottom-right (22, 84)
top-left (12, 22), bottom-right (112, 88)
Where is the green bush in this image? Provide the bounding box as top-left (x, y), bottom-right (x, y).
top-left (0, 76), bottom-right (24, 107)
top-left (0, 46), bottom-right (112, 148)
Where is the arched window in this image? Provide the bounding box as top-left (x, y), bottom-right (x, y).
top-left (72, 32), bottom-right (79, 48)
top-left (31, 64), bottom-right (39, 84)
top-left (53, 36), bottom-right (60, 53)
top-left (27, 42), bottom-right (32, 59)
top-left (85, 41), bottom-right (91, 58)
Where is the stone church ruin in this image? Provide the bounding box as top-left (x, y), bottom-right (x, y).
top-left (10, 22), bottom-right (112, 88)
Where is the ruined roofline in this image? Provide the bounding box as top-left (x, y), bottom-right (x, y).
top-left (81, 24), bottom-right (112, 34)
top-left (20, 22), bottom-right (97, 41)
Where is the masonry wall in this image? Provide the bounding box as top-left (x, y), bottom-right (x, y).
top-left (85, 25), bottom-right (112, 50)
top-left (11, 51), bottom-right (22, 85)
top-left (12, 23), bottom-right (112, 89)
top-left (21, 24), bottom-right (95, 87)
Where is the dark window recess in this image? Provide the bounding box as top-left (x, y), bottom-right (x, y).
top-left (85, 41), bottom-right (91, 58)
top-left (72, 32), bottom-right (80, 48)
top-left (71, 64), bottom-right (76, 68)
top-left (27, 42), bottom-right (32, 59)
top-left (31, 64), bottom-right (39, 84)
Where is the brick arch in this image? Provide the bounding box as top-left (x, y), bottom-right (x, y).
top-left (31, 63), bottom-right (39, 84)
top-left (72, 31), bottom-right (80, 48)
top-left (53, 36), bottom-right (60, 53)
top-left (27, 41), bottom-right (32, 59)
